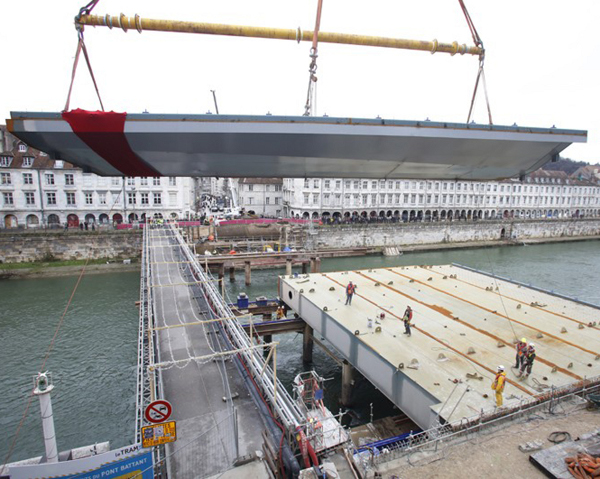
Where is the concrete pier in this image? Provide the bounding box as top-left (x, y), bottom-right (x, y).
top-left (286, 257), bottom-right (293, 276)
top-left (245, 261), bottom-right (251, 286)
top-left (229, 266), bottom-right (235, 282)
top-left (341, 361), bottom-right (354, 407)
top-left (302, 324), bottom-right (314, 363)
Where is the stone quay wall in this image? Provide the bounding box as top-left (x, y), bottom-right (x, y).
top-left (1, 220), bottom-right (599, 264)
top-left (0, 230), bottom-right (143, 263)
top-left (311, 219), bottom-right (600, 249)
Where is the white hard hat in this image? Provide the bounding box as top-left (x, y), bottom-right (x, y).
top-left (529, 343), bottom-right (535, 347)
top-left (498, 365), bottom-right (505, 371)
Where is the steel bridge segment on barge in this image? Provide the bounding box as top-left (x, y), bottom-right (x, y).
top-left (7, 111), bottom-right (587, 180)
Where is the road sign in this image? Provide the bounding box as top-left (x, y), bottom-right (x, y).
top-left (144, 400), bottom-right (172, 424)
top-left (141, 421), bottom-right (177, 448)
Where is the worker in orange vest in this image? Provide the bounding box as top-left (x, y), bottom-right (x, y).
top-left (345, 282), bottom-right (357, 305)
top-left (518, 343), bottom-right (536, 378)
top-left (491, 365), bottom-right (507, 407)
top-left (514, 337), bottom-right (527, 369)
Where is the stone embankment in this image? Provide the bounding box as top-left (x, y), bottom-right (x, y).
top-left (310, 218), bottom-right (600, 250)
top-left (0, 219), bottom-right (599, 275)
top-left (0, 229), bottom-right (143, 264)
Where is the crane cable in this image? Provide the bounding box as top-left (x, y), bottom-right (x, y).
top-left (459, 0), bottom-right (493, 125)
top-left (303, 0), bottom-right (324, 116)
top-left (1, 190), bottom-right (128, 471)
top-left (64, 0), bottom-right (104, 112)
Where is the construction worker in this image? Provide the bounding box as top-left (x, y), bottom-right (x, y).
top-left (519, 343), bottom-right (536, 378)
top-left (515, 337), bottom-right (527, 369)
top-left (345, 281), bottom-right (357, 305)
top-left (402, 306), bottom-right (413, 337)
top-left (491, 365), bottom-right (507, 407)
top-left (276, 306), bottom-right (285, 320)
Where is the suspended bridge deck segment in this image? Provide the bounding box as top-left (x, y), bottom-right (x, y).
top-left (8, 111), bottom-right (586, 180)
top-left (279, 264), bottom-right (600, 429)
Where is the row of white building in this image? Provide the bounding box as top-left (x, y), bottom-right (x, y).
top-left (1, 125), bottom-right (599, 228)
top-left (279, 171), bottom-right (600, 221)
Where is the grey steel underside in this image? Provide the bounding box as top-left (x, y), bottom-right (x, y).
top-left (282, 283), bottom-right (440, 429)
top-left (9, 112), bottom-right (587, 180)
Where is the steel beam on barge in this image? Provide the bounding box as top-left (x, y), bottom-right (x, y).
top-left (8, 112), bottom-right (586, 180)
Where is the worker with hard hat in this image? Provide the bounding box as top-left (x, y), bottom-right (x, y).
top-left (491, 365), bottom-right (507, 407)
top-left (519, 343), bottom-right (536, 378)
top-left (515, 337), bottom-right (527, 369)
top-left (402, 306), bottom-right (413, 337)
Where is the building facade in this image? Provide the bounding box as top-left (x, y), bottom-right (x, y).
top-left (0, 127), bottom-right (196, 228)
top-left (237, 178), bottom-right (283, 217)
top-left (283, 171), bottom-right (600, 221)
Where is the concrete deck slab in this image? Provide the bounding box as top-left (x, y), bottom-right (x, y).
top-left (280, 264), bottom-right (600, 428)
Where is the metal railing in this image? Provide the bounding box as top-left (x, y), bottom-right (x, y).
top-left (170, 224), bottom-right (306, 432)
top-left (165, 411), bottom-right (238, 479)
top-left (353, 376), bottom-right (600, 475)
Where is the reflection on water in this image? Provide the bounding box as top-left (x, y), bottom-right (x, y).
top-left (1, 240), bottom-right (599, 461)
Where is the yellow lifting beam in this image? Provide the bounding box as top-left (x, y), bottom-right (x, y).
top-left (76, 14), bottom-right (483, 57)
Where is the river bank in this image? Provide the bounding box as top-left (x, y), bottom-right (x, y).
top-left (0, 261), bottom-right (140, 280)
top-left (2, 234), bottom-right (599, 279)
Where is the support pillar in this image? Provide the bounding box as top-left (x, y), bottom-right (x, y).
top-left (264, 334), bottom-right (273, 357)
top-left (33, 373), bottom-right (58, 463)
top-left (302, 323), bottom-right (314, 363)
top-left (285, 257), bottom-right (293, 276)
top-left (245, 261), bottom-right (251, 286)
top-left (310, 257), bottom-right (317, 273)
top-left (314, 257), bottom-right (321, 273)
top-left (218, 264), bottom-right (225, 293)
top-left (341, 360), bottom-right (354, 407)
top-left (302, 261), bottom-right (308, 274)
top-left (229, 266), bottom-right (235, 282)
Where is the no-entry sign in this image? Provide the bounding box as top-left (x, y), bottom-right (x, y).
top-left (144, 400), bottom-right (172, 424)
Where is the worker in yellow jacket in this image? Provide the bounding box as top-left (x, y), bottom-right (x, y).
top-left (491, 365), bottom-right (507, 407)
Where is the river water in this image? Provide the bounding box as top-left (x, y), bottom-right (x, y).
top-left (1, 241), bottom-right (599, 463)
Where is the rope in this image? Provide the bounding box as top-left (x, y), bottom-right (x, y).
top-left (3, 182), bottom-right (130, 470)
top-left (64, 40), bottom-right (83, 112)
top-left (459, 0), bottom-right (493, 125)
top-left (2, 257), bottom-right (91, 470)
top-left (481, 251), bottom-right (519, 342)
top-left (64, 0), bottom-right (104, 111)
top-left (458, 0), bottom-right (483, 48)
top-left (303, 0), bottom-right (324, 116)
top-left (63, 33), bottom-right (105, 112)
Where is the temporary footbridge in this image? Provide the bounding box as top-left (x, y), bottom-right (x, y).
top-left (6, 1), bottom-right (587, 180)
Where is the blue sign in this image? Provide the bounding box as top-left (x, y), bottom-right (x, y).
top-left (63, 450), bottom-right (154, 479)
top-left (9, 445), bottom-right (153, 479)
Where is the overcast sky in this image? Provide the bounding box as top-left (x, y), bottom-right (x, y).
top-left (1, 0), bottom-right (598, 163)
